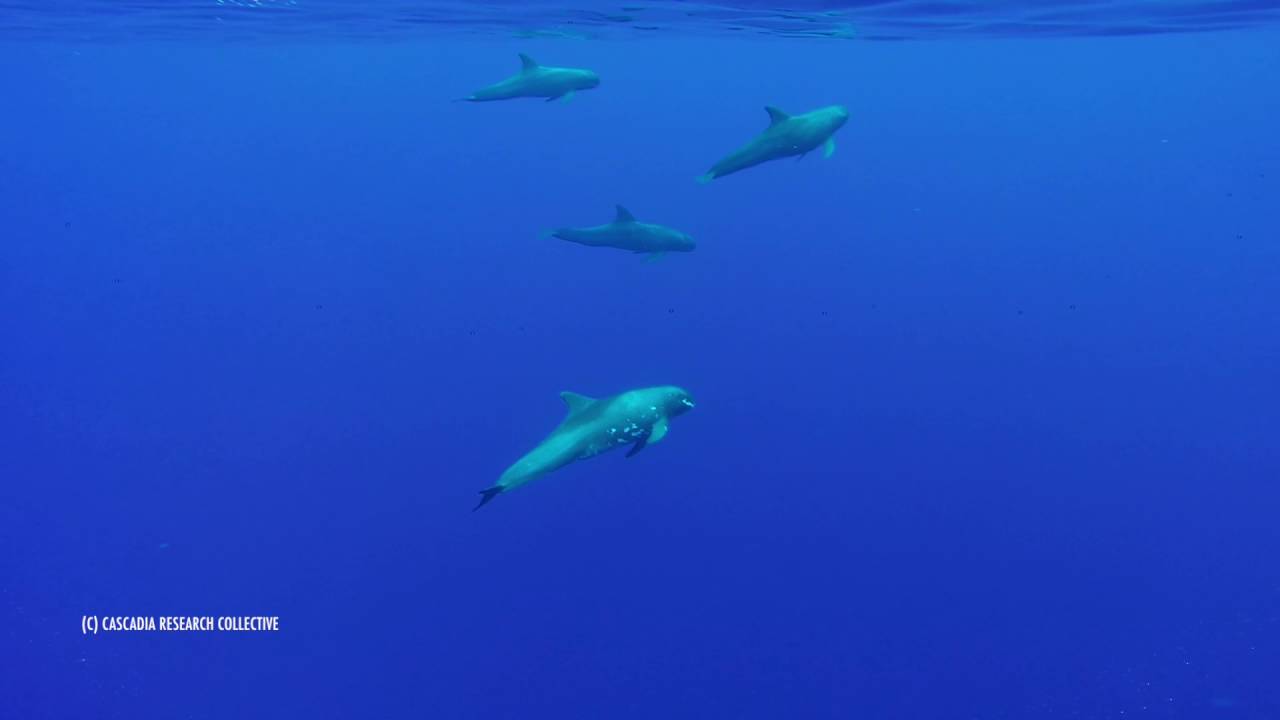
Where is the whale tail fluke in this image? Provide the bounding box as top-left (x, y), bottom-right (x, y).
top-left (695, 173), bottom-right (715, 185)
top-left (474, 486), bottom-right (505, 511)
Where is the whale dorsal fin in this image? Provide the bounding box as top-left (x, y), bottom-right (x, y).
top-left (765, 106), bottom-right (790, 127)
top-left (518, 53), bottom-right (539, 71)
top-left (560, 391), bottom-right (596, 416)
top-left (614, 205), bottom-right (636, 223)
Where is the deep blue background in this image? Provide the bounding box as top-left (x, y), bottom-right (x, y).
top-left (2, 28), bottom-right (1278, 719)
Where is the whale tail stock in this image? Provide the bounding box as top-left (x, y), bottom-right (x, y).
top-left (473, 485), bottom-right (505, 511)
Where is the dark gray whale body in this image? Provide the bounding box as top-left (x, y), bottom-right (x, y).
top-left (463, 53), bottom-right (600, 103)
top-left (475, 386), bottom-right (695, 510)
top-left (699, 104), bottom-right (849, 183)
top-left (547, 205), bottom-right (695, 259)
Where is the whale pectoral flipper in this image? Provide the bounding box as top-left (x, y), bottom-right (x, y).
top-left (823, 138), bottom-right (836, 159)
top-left (649, 418), bottom-right (669, 444)
top-left (643, 252), bottom-right (666, 263)
top-left (625, 429), bottom-right (652, 458)
top-left (474, 486), bottom-right (505, 511)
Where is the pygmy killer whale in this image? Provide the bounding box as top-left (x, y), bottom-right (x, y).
top-left (474, 386), bottom-right (696, 510)
top-left (462, 54), bottom-right (600, 103)
top-left (698, 105), bottom-right (849, 183)
top-left (546, 205), bottom-right (695, 259)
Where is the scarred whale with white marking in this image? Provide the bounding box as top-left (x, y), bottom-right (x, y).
top-left (546, 205), bottom-right (695, 259)
top-left (474, 386), bottom-right (695, 510)
top-left (698, 105), bottom-right (849, 183)
top-left (461, 53), bottom-right (600, 103)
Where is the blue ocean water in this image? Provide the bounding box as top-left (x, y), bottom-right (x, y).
top-left (1, 2), bottom-right (1278, 718)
